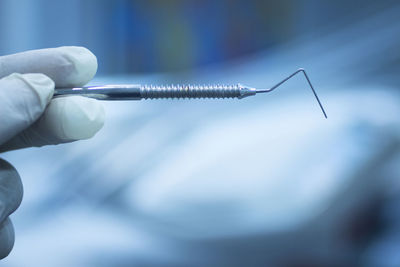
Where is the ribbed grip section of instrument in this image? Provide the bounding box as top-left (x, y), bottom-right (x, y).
top-left (140, 84), bottom-right (241, 99)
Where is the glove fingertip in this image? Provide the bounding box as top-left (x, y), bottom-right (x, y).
top-left (46, 96), bottom-right (105, 141)
top-left (58, 46), bottom-right (98, 87)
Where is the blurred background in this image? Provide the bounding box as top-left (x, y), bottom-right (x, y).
top-left (1, 0), bottom-right (400, 266)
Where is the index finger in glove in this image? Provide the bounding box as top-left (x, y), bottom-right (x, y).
top-left (0, 46), bottom-right (97, 87)
top-left (0, 96), bottom-right (105, 152)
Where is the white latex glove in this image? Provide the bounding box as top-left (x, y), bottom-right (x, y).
top-left (0, 47), bottom-right (105, 258)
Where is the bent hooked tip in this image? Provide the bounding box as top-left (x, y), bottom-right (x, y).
top-left (255, 68), bottom-right (328, 119)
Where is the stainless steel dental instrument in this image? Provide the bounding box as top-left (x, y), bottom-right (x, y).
top-left (54, 68), bottom-right (327, 118)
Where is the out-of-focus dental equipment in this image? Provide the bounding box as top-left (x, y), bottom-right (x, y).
top-left (54, 68), bottom-right (327, 118)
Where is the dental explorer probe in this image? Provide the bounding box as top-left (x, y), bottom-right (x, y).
top-left (54, 68), bottom-right (327, 118)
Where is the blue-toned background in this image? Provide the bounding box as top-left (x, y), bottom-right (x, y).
top-left (1, 1), bottom-right (400, 266)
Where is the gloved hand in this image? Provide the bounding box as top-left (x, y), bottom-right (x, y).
top-left (0, 46), bottom-right (105, 258)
